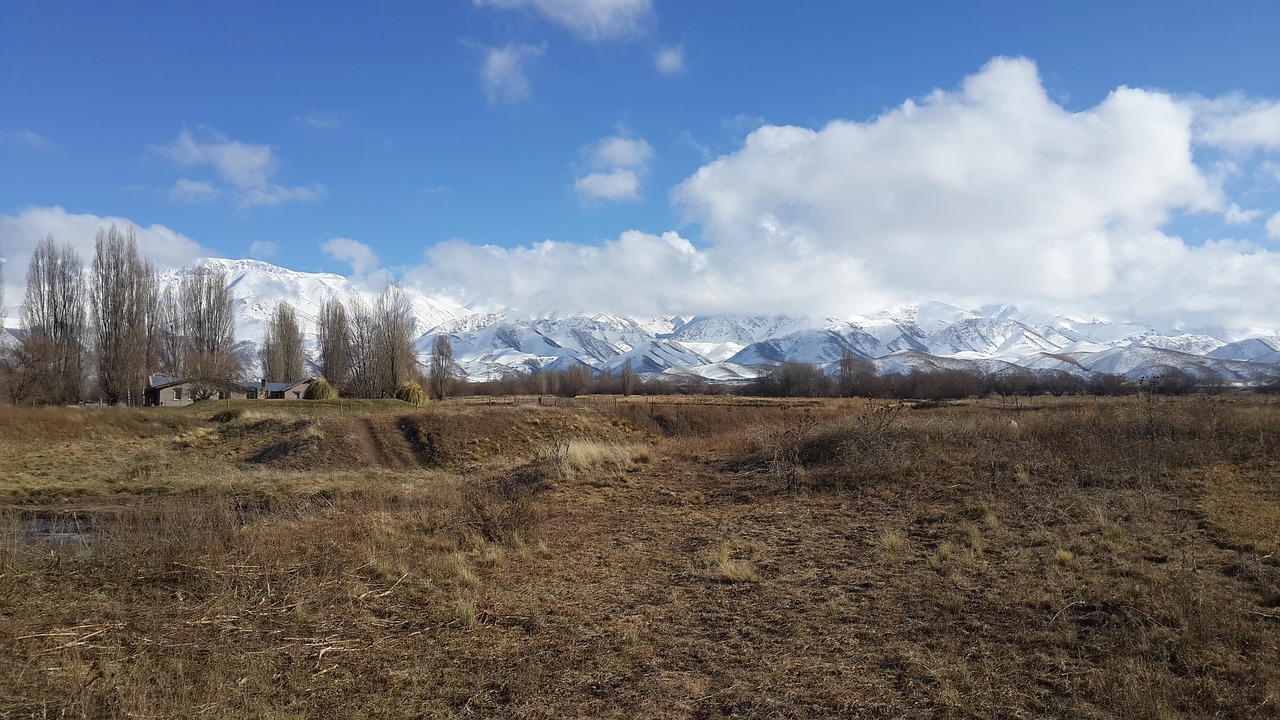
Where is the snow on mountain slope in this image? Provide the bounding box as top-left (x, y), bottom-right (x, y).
top-left (672, 341), bottom-right (745, 363)
top-left (881, 302), bottom-right (977, 336)
top-left (162, 258), bottom-right (473, 347)
top-left (1078, 347), bottom-right (1280, 384)
top-left (669, 314), bottom-right (824, 344)
top-left (870, 350), bottom-right (1025, 378)
top-left (663, 362), bottom-right (762, 382)
top-left (1208, 338), bottom-right (1279, 362)
top-left (598, 340), bottom-right (712, 375)
top-left (135, 257), bottom-right (1280, 385)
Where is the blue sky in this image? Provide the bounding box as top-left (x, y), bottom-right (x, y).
top-left (3, 1), bottom-right (1280, 329)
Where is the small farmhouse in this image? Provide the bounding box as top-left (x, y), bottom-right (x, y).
top-left (144, 375), bottom-right (252, 407)
top-left (145, 376), bottom-right (320, 406)
top-left (254, 379), bottom-right (318, 400)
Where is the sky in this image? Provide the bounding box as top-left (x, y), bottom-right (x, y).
top-left (2, 1), bottom-right (1279, 331)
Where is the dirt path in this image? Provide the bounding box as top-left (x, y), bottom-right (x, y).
top-left (355, 416), bottom-right (415, 469)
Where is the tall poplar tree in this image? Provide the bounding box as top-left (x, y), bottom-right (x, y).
top-left (180, 265), bottom-right (240, 400)
top-left (316, 296), bottom-right (351, 389)
top-left (260, 301), bottom-right (304, 382)
top-left (19, 236), bottom-right (88, 404)
top-left (91, 225), bottom-right (158, 404)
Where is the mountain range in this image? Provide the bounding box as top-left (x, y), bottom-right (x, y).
top-left (8, 258), bottom-right (1280, 388)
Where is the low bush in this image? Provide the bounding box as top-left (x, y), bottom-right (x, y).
top-left (304, 378), bottom-right (339, 400)
top-left (395, 381), bottom-right (428, 406)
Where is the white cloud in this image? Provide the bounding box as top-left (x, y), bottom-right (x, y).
top-left (1196, 97), bottom-right (1280, 152)
top-left (655, 46), bottom-right (685, 75)
top-left (405, 231), bottom-right (707, 314)
top-left (321, 237), bottom-right (379, 278)
top-left (0, 206), bottom-right (211, 310)
top-left (402, 57), bottom-right (1280, 330)
top-left (249, 240), bottom-right (279, 258)
top-left (169, 178), bottom-right (219, 204)
top-left (593, 135), bottom-right (653, 167)
top-left (475, 0), bottom-right (652, 41)
top-left (476, 43), bottom-right (545, 105)
top-left (665, 57), bottom-right (1250, 319)
top-left (1223, 203), bottom-right (1261, 224)
top-left (1268, 212), bottom-right (1280, 241)
top-left (574, 170), bottom-right (641, 200)
top-left (575, 133), bottom-right (653, 201)
top-left (156, 128), bottom-right (324, 208)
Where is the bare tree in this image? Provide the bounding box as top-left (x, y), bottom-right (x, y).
top-left (17, 237), bottom-right (88, 404)
top-left (837, 348), bottom-right (875, 397)
top-left (345, 295), bottom-right (380, 398)
top-left (551, 364), bottom-right (593, 398)
top-left (344, 288), bottom-right (418, 398)
top-left (260, 301), bottom-right (304, 382)
top-left (429, 333), bottom-right (453, 401)
top-left (180, 265), bottom-right (240, 400)
top-left (154, 285), bottom-right (184, 376)
top-left (621, 357), bottom-right (636, 397)
top-left (91, 225), bottom-right (158, 405)
top-left (376, 286), bottom-right (417, 396)
top-left (317, 296), bottom-right (351, 389)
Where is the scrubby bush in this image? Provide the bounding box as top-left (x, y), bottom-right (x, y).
top-left (751, 362), bottom-right (834, 397)
top-left (304, 377), bottom-right (339, 400)
top-left (395, 380), bottom-right (427, 406)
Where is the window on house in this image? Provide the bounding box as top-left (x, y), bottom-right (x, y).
top-left (294, 391), bottom-right (301, 399)
top-left (174, 388), bottom-right (182, 401)
top-left (219, 390), bottom-right (230, 400)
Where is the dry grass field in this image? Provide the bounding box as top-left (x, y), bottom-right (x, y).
top-left (1, 393), bottom-right (1279, 718)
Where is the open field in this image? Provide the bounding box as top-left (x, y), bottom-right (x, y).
top-left (2, 394), bottom-right (1279, 718)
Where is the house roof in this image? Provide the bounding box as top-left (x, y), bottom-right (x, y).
top-left (251, 378), bottom-right (317, 393)
top-left (147, 375), bottom-right (317, 394)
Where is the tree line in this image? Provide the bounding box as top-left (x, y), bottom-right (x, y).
top-left (0, 228), bottom-right (457, 406)
top-left (0, 229), bottom-right (242, 405)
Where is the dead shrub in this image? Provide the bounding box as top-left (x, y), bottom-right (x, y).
top-left (457, 460), bottom-right (556, 544)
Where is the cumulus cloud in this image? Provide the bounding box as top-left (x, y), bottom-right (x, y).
top-left (405, 230), bottom-right (707, 314)
top-left (1196, 97), bottom-right (1280, 152)
top-left (1222, 203), bottom-right (1261, 225)
top-left (663, 57), bottom-right (1271, 321)
top-left (0, 206), bottom-right (211, 309)
top-left (1268, 212), bottom-right (1280, 241)
top-left (574, 134), bottom-right (653, 201)
top-left (156, 128), bottom-right (324, 208)
top-left (475, 0), bottom-right (652, 41)
top-left (474, 43), bottom-right (545, 104)
top-left (654, 46), bottom-right (685, 75)
top-left (402, 57), bottom-right (1280, 330)
top-left (321, 237), bottom-right (380, 278)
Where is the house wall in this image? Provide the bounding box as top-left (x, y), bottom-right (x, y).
top-left (149, 384), bottom-right (249, 407)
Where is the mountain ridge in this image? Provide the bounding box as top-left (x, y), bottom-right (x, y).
top-left (7, 258), bottom-right (1278, 387)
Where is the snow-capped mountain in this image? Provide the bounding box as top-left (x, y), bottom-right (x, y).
top-left (132, 259), bottom-right (1280, 387)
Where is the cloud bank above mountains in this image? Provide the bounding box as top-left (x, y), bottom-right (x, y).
top-left (3, 58), bottom-right (1278, 332)
top-left (406, 58), bottom-right (1280, 329)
